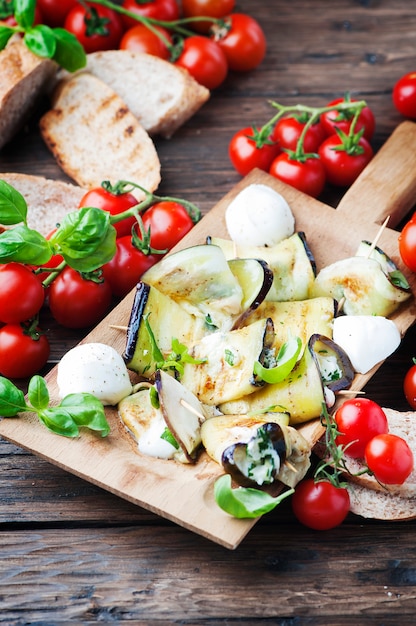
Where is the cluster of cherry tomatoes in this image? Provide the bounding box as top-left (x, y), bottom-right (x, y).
top-left (292, 398), bottom-right (414, 530)
top-left (17, 0), bottom-right (266, 90)
top-left (229, 96), bottom-right (376, 198)
top-left (0, 185), bottom-right (194, 379)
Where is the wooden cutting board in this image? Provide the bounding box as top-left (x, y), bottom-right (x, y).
top-left (1, 121), bottom-right (416, 549)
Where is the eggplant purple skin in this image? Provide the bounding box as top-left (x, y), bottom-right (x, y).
top-left (298, 231), bottom-right (317, 277)
top-left (123, 281), bottom-right (150, 363)
top-left (308, 333), bottom-right (355, 393)
top-left (221, 422), bottom-right (287, 488)
top-left (251, 317), bottom-right (276, 387)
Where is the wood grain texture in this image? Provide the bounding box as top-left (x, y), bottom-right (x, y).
top-left (1, 0), bottom-right (416, 620)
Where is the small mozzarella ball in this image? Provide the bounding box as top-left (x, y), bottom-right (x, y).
top-left (333, 315), bottom-right (401, 374)
top-left (225, 183), bottom-right (295, 247)
top-left (57, 342), bottom-right (133, 405)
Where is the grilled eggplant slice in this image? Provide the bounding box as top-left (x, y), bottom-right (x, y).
top-left (181, 317), bottom-right (275, 405)
top-left (228, 258), bottom-right (274, 328)
top-left (308, 334), bottom-right (354, 392)
top-left (208, 232), bottom-right (316, 302)
top-left (141, 244), bottom-right (244, 331)
top-left (124, 282), bottom-right (207, 376)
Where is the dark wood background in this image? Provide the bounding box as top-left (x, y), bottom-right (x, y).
top-left (1, 0), bottom-right (416, 623)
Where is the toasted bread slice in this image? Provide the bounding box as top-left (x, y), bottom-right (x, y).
top-left (0, 172), bottom-right (85, 235)
top-left (39, 73), bottom-right (161, 201)
top-left (62, 51), bottom-right (210, 138)
top-left (0, 39), bottom-right (57, 150)
top-left (348, 481), bottom-right (416, 521)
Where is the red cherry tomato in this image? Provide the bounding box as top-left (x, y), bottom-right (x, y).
top-left (174, 35), bottom-right (228, 90)
top-left (120, 0), bottom-right (179, 30)
top-left (64, 3), bottom-right (124, 53)
top-left (0, 323), bottom-right (50, 379)
top-left (141, 202), bottom-right (194, 251)
top-left (399, 216), bottom-right (416, 272)
top-left (78, 186), bottom-right (138, 239)
top-left (318, 134), bottom-right (373, 187)
top-left (229, 126), bottom-right (280, 176)
top-left (119, 24), bottom-right (173, 59)
top-left (48, 267), bottom-right (112, 329)
top-left (365, 434), bottom-right (414, 485)
top-left (334, 398), bottom-right (389, 459)
top-left (269, 153), bottom-right (326, 198)
top-left (271, 117), bottom-right (326, 153)
top-left (292, 479), bottom-right (350, 530)
top-left (102, 236), bottom-right (159, 298)
top-left (36, 0), bottom-right (77, 27)
top-left (321, 97), bottom-right (376, 140)
top-left (0, 263), bottom-right (44, 324)
top-left (212, 13), bottom-right (266, 72)
top-left (392, 72), bottom-right (416, 119)
top-left (181, 0), bottom-right (235, 33)
top-left (404, 361), bottom-right (416, 409)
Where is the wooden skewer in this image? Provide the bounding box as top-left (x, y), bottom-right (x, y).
top-left (179, 398), bottom-right (206, 421)
top-left (337, 389), bottom-right (366, 395)
top-left (109, 324), bottom-right (128, 331)
top-left (284, 460), bottom-right (298, 473)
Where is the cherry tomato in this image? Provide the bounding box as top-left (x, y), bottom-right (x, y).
top-left (141, 202), bottom-right (194, 251)
top-left (0, 263), bottom-right (44, 324)
top-left (48, 268), bottom-right (112, 329)
top-left (212, 13), bottom-right (266, 72)
top-left (321, 97), bottom-right (376, 140)
top-left (392, 72), bottom-right (416, 119)
top-left (181, 0), bottom-right (235, 33)
top-left (119, 24), bottom-right (173, 59)
top-left (36, 0), bottom-right (77, 27)
top-left (318, 135), bottom-right (373, 187)
top-left (78, 187), bottom-right (138, 239)
top-left (292, 479), bottom-right (350, 530)
top-left (229, 126), bottom-right (280, 176)
top-left (404, 361), bottom-right (416, 409)
top-left (365, 434), bottom-right (414, 485)
top-left (174, 35), bottom-right (228, 90)
top-left (102, 236), bottom-right (159, 298)
top-left (121, 0), bottom-right (179, 30)
top-left (0, 323), bottom-right (50, 379)
top-left (399, 216), bottom-right (416, 272)
top-left (334, 398), bottom-right (389, 459)
top-left (271, 117), bottom-right (326, 153)
top-left (64, 3), bottom-right (124, 54)
top-left (269, 153), bottom-right (326, 198)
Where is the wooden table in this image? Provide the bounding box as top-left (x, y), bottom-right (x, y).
top-left (1, 0), bottom-right (416, 622)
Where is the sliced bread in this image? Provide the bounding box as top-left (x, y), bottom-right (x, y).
top-left (39, 73), bottom-right (161, 201)
top-left (62, 50), bottom-right (210, 138)
top-left (0, 39), bottom-right (57, 150)
top-left (0, 172), bottom-right (85, 235)
top-left (348, 481), bottom-right (416, 521)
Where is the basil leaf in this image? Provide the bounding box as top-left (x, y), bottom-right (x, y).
top-left (24, 25), bottom-right (56, 58)
top-left (0, 25), bottom-right (15, 49)
top-left (59, 393), bottom-right (110, 437)
top-left (15, 0), bottom-right (35, 28)
top-left (0, 376), bottom-right (28, 416)
top-left (52, 28), bottom-right (86, 72)
top-left (0, 180), bottom-right (28, 225)
top-left (214, 474), bottom-right (294, 519)
top-left (38, 407), bottom-right (79, 437)
top-left (160, 427), bottom-right (179, 449)
top-left (53, 207), bottom-right (111, 258)
top-left (27, 375), bottom-right (50, 411)
top-left (253, 336), bottom-right (302, 384)
top-left (61, 224), bottom-right (117, 272)
top-left (0, 225), bottom-right (52, 264)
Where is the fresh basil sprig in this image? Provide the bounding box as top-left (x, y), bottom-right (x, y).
top-left (0, 0), bottom-right (86, 72)
top-left (0, 375), bottom-right (110, 438)
top-left (214, 474), bottom-right (294, 519)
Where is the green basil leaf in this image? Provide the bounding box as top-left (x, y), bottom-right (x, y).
top-left (59, 393), bottom-right (110, 437)
top-left (15, 0), bottom-right (35, 28)
top-left (254, 336), bottom-right (302, 384)
top-left (0, 180), bottom-right (28, 225)
top-left (0, 225), bottom-right (52, 264)
top-left (24, 24), bottom-right (56, 58)
top-left (27, 375), bottom-right (50, 411)
top-left (38, 407), bottom-right (79, 437)
top-left (61, 224), bottom-right (117, 272)
top-left (0, 376), bottom-right (28, 416)
top-left (52, 27), bottom-right (87, 72)
top-left (52, 207), bottom-right (111, 258)
top-left (0, 25), bottom-right (15, 49)
top-left (214, 474), bottom-right (294, 519)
